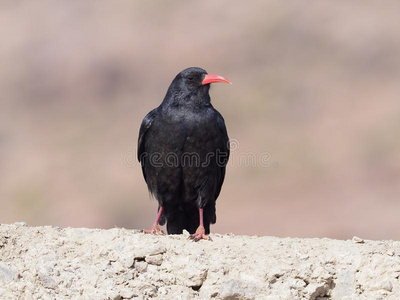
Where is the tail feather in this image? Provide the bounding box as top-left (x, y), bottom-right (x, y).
top-left (163, 204), bottom-right (215, 235)
top-left (164, 205), bottom-right (185, 234)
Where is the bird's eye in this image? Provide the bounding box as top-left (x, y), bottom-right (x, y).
top-left (187, 76), bottom-right (194, 81)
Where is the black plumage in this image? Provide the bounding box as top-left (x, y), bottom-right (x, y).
top-left (138, 67), bottom-right (230, 240)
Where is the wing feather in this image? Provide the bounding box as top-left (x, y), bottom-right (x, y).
top-left (137, 108), bottom-right (159, 182)
top-left (214, 111), bottom-right (230, 199)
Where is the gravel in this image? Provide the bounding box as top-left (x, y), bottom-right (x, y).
top-left (0, 223), bottom-right (399, 299)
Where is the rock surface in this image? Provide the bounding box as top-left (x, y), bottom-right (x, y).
top-left (0, 223), bottom-right (399, 299)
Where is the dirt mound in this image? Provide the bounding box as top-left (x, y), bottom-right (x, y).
top-left (0, 223), bottom-right (399, 299)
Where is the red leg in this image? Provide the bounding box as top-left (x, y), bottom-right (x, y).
top-left (190, 208), bottom-right (211, 241)
top-left (143, 206), bottom-right (164, 235)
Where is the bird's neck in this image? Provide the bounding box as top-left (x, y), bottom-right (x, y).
top-left (162, 89), bottom-right (211, 110)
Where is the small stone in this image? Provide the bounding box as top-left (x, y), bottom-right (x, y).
top-left (158, 287), bottom-right (167, 295)
top-left (120, 289), bottom-right (137, 299)
top-left (158, 272), bottom-right (176, 285)
top-left (38, 273), bottom-right (57, 289)
top-left (122, 256), bottom-right (135, 268)
top-left (299, 254), bottom-right (309, 260)
top-left (304, 283), bottom-right (329, 299)
top-left (135, 245), bottom-right (166, 258)
top-left (182, 266), bottom-right (208, 287)
top-left (146, 254), bottom-right (163, 266)
top-left (139, 284), bottom-right (157, 297)
top-left (13, 222), bottom-right (28, 227)
top-left (288, 278), bottom-right (307, 289)
top-left (387, 250), bottom-right (395, 256)
top-left (381, 280), bottom-right (393, 292)
top-left (108, 291), bottom-right (121, 300)
top-left (148, 245), bottom-right (167, 256)
top-left (134, 261), bottom-right (148, 273)
top-left (220, 280), bottom-right (246, 300)
top-left (199, 285), bottom-right (219, 299)
top-left (269, 277), bottom-right (277, 284)
top-left (123, 272), bottom-right (134, 281)
top-left (312, 267), bottom-right (332, 281)
top-left (111, 261), bottom-right (125, 274)
top-left (0, 263), bottom-right (17, 284)
top-left (352, 236), bottom-right (364, 243)
top-left (269, 269), bottom-right (284, 279)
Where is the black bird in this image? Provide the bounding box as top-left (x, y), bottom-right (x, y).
top-left (138, 67), bottom-right (231, 241)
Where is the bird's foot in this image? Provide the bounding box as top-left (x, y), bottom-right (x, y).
top-left (143, 224), bottom-right (164, 235)
top-left (189, 226), bottom-right (211, 242)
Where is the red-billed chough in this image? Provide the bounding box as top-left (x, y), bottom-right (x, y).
top-left (138, 67), bottom-right (231, 241)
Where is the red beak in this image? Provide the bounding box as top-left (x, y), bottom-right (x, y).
top-left (202, 74), bottom-right (232, 85)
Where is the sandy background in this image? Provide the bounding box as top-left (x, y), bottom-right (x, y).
top-left (1, 1), bottom-right (400, 239)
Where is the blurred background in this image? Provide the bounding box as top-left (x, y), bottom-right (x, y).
top-left (1, 1), bottom-right (400, 240)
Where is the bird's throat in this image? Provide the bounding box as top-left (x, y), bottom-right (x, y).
top-left (165, 89), bottom-right (211, 109)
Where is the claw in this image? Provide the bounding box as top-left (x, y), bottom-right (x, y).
top-left (143, 224), bottom-right (164, 235)
top-left (189, 226), bottom-right (212, 242)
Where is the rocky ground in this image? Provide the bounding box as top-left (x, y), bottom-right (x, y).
top-left (0, 223), bottom-right (399, 300)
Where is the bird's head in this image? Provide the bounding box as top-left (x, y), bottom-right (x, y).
top-left (164, 67), bottom-right (231, 107)
top-left (177, 67), bottom-right (231, 90)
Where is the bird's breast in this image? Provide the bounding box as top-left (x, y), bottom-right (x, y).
top-left (153, 109), bottom-right (219, 151)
